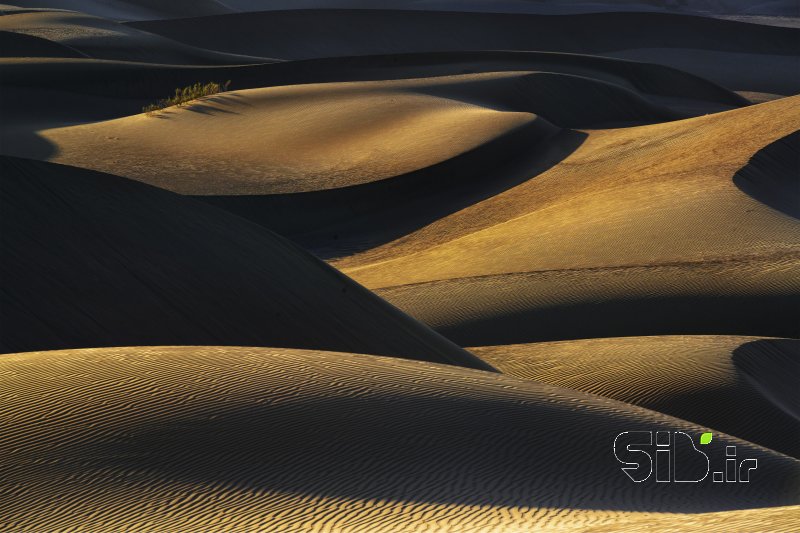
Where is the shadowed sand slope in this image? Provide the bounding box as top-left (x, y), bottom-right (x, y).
top-left (4, 71), bottom-right (698, 197)
top-left (131, 10), bottom-right (800, 94)
top-left (733, 131), bottom-right (800, 218)
top-left (0, 9), bottom-right (267, 64)
top-left (8, 0), bottom-right (799, 20)
top-left (1, 346), bottom-right (798, 532)
top-left (473, 336), bottom-right (800, 458)
top-left (0, 156), bottom-right (491, 371)
top-left (0, 50), bottom-right (747, 109)
top-left (220, 0), bottom-right (800, 19)
top-left (2, 1), bottom-right (234, 21)
top-left (336, 96), bottom-right (800, 344)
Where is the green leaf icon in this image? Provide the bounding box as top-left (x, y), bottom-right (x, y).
top-left (700, 433), bottom-right (713, 445)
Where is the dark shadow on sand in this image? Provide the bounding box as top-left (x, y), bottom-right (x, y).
top-left (733, 131), bottom-right (800, 219)
top-left (67, 380), bottom-right (799, 515)
top-left (198, 121), bottom-right (587, 259)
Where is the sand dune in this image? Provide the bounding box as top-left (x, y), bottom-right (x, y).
top-left (0, 156), bottom-right (491, 371)
top-left (8, 75), bottom-right (548, 195)
top-left (220, 0), bottom-right (800, 19)
top-left (4, 71), bottom-right (713, 199)
top-left (473, 336), bottom-right (800, 458)
top-left (0, 9), bottom-right (268, 63)
top-left (8, 0), bottom-right (798, 20)
top-left (3, 1), bottom-right (233, 21)
top-left (131, 10), bottom-right (800, 94)
top-left (0, 50), bottom-right (746, 108)
top-left (335, 97), bottom-right (800, 343)
top-left (1, 5), bottom-right (797, 531)
top-left (0, 50), bottom-right (744, 172)
top-left (1, 346), bottom-right (798, 532)
top-left (0, 51), bottom-right (748, 210)
top-left (733, 130), bottom-right (799, 218)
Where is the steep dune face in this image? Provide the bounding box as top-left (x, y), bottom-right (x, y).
top-left (1, 346), bottom-right (798, 532)
top-left (0, 10), bottom-right (266, 64)
top-left (131, 10), bottom-right (800, 93)
top-left (732, 338), bottom-right (800, 425)
top-left (733, 131), bottom-right (800, 218)
top-left (336, 97), bottom-right (800, 343)
top-left (0, 156), bottom-right (490, 370)
top-left (473, 336), bottom-right (800, 458)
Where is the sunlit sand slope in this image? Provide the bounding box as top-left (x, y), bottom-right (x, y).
top-left (473, 336), bottom-right (800, 458)
top-left (0, 156), bottom-right (489, 370)
top-left (1, 346), bottom-right (798, 532)
top-left (337, 97), bottom-right (800, 344)
top-left (4, 70), bottom-right (718, 197)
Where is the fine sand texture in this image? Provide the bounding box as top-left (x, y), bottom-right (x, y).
top-left (0, 51), bottom-right (750, 254)
top-left (5, 72), bottom-right (696, 195)
top-left (1, 346), bottom-right (798, 532)
top-left (1, 3), bottom-right (798, 532)
top-left (473, 336), bottom-right (800, 458)
top-left (0, 156), bottom-right (491, 371)
top-left (335, 97), bottom-right (800, 344)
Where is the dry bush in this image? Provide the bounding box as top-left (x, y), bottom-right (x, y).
top-left (144, 80), bottom-right (231, 116)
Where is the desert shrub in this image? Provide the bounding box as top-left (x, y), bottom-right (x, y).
top-left (143, 80), bottom-right (231, 115)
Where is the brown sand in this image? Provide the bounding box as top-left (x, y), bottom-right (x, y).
top-left (1, 346), bottom-right (797, 532)
top-left (333, 97), bottom-right (800, 343)
top-left (1, 5), bottom-right (797, 532)
top-left (473, 336), bottom-right (800, 458)
top-left (2, 71), bottom-right (718, 197)
top-left (0, 156), bottom-right (490, 371)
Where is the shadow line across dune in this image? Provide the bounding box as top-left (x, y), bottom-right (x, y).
top-left (733, 131), bottom-right (800, 219)
top-left (198, 123), bottom-right (586, 258)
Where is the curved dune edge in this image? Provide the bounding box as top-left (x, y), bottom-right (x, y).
top-left (28, 75), bottom-right (549, 195)
top-left (337, 96), bottom-right (800, 285)
top-left (333, 97), bottom-right (800, 344)
top-left (0, 50), bottom-right (747, 108)
top-left (0, 9), bottom-right (270, 64)
top-left (0, 156), bottom-right (489, 371)
top-left (130, 10), bottom-right (800, 93)
top-left (335, 98), bottom-right (800, 342)
top-left (375, 256), bottom-right (800, 344)
top-left (130, 10), bottom-right (799, 61)
top-left (1, 346), bottom-right (798, 532)
top-left (3, 1), bottom-right (234, 22)
top-left (472, 336), bottom-right (800, 458)
top-left (8, 0), bottom-right (799, 21)
top-left (15, 69), bottom-right (705, 196)
top-left (733, 130), bottom-right (800, 218)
